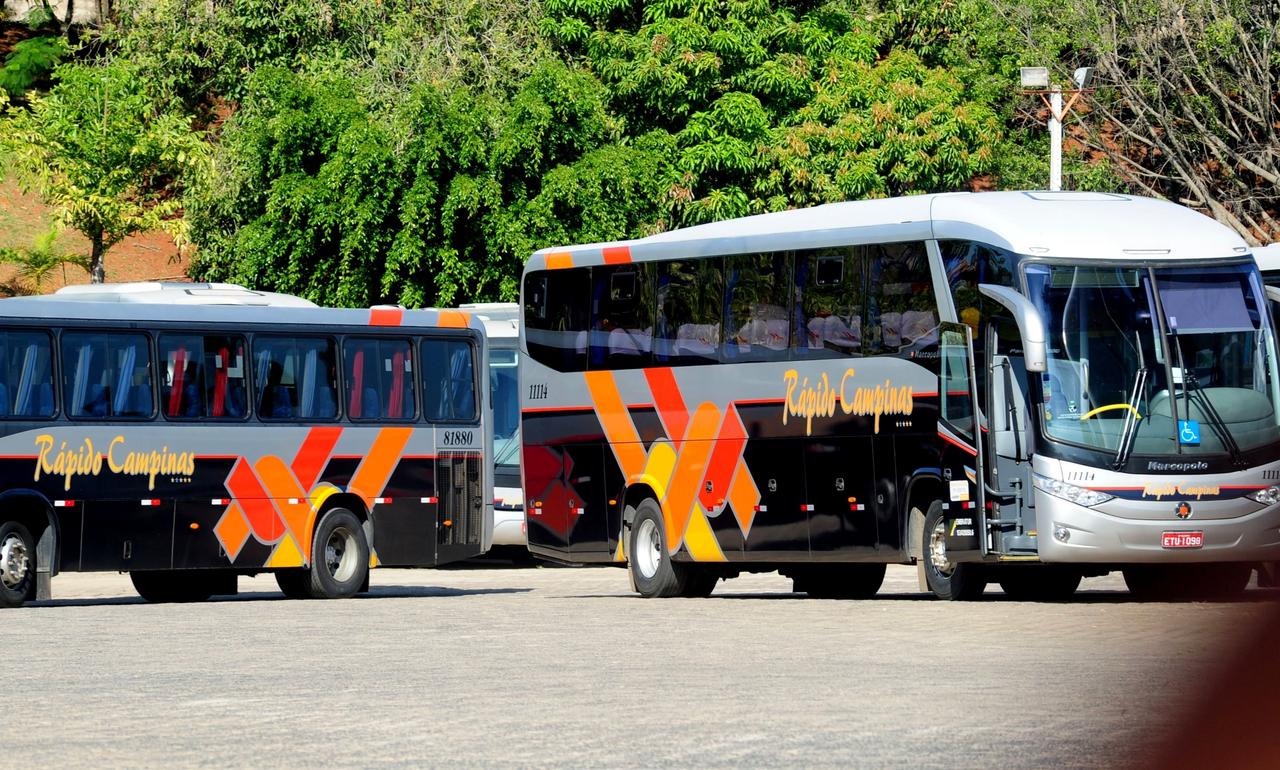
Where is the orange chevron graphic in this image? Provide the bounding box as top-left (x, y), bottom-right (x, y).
top-left (587, 369), bottom-right (761, 561)
top-left (214, 427), bottom-right (407, 566)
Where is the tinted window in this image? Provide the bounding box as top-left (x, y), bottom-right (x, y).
top-left (590, 263), bottom-right (654, 369)
top-left (795, 247), bottom-right (865, 357)
top-left (421, 338), bottom-right (477, 422)
top-left (159, 334), bottom-right (248, 419)
top-left (253, 337), bottom-right (339, 420)
top-left (524, 268), bottom-right (590, 372)
top-left (62, 331), bottom-right (154, 419)
top-left (941, 239), bottom-right (1019, 333)
top-left (867, 242), bottom-right (938, 356)
top-left (655, 259), bottom-right (723, 365)
top-left (345, 338), bottom-right (417, 421)
top-left (725, 252), bottom-right (791, 362)
top-left (0, 330), bottom-right (54, 418)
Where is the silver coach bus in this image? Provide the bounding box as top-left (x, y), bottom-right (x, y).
top-left (518, 191), bottom-right (1280, 600)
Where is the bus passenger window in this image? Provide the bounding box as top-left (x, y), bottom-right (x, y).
top-left (345, 338), bottom-right (417, 420)
top-left (421, 338), bottom-right (476, 422)
top-left (654, 259), bottom-right (723, 365)
top-left (61, 331), bottom-right (154, 419)
top-left (796, 248), bottom-right (864, 357)
top-left (524, 268), bottom-right (590, 372)
top-left (0, 330), bottom-right (55, 418)
top-left (157, 334), bottom-right (248, 419)
top-left (725, 252), bottom-right (790, 362)
top-left (590, 264), bottom-right (653, 369)
top-left (867, 242), bottom-right (937, 356)
top-left (254, 337), bottom-right (339, 421)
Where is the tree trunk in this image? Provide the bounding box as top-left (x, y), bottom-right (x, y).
top-left (90, 231), bottom-right (105, 284)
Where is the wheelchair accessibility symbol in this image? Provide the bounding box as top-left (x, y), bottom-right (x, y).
top-left (1179, 420), bottom-right (1201, 446)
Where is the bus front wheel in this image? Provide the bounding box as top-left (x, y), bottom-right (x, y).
top-left (628, 499), bottom-right (709, 598)
top-left (0, 520), bottom-right (35, 608)
top-left (922, 502), bottom-right (986, 600)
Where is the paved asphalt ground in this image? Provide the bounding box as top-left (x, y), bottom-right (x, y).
top-left (9, 564), bottom-right (1278, 768)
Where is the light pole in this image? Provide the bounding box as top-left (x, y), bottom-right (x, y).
top-left (1020, 66), bottom-right (1094, 191)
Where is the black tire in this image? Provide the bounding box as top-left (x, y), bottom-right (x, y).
top-left (131, 570), bottom-right (216, 603)
top-left (679, 569), bottom-right (719, 598)
top-left (0, 520), bottom-right (36, 608)
top-left (298, 508), bottom-right (369, 600)
top-left (998, 567), bottom-right (1082, 601)
top-left (274, 568), bottom-right (312, 599)
top-left (794, 564), bottom-right (887, 599)
top-left (922, 501), bottom-right (987, 600)
top-left (628, 499), bottom-right (700, 598)
top-left (1124, 564), bottom-right (1252, 601)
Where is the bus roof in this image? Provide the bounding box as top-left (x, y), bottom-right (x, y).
top-left (1255, 243), bottom-right (1280, 272)
top-left (526, 191), bottom-right (1251, 271)
top-left (459, 302), bottom-right (518, 341)
top-left (0, 296), bottom-right (484, 332)
top-left (53, 281), bottom-right (318, 307)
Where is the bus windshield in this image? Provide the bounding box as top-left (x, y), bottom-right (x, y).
top-left (1025, 262), bottom-right (1280, 459)
top-left (490, 347), bottom-right (520, 470)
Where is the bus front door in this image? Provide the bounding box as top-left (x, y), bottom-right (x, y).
top-left (938, 323), bottom-right (986, 561)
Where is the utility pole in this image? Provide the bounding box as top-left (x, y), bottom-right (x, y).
top-left (1020, 67), bottom-right (1094, 191)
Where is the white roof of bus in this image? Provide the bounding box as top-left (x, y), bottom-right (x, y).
top-left (459, 302), bottom-right (519, 340)
top-left (1255, 243), bottom-right (1280, 272)
top-left (527, 191), bottom-right (1251, 269)
top-left (53, 281), bottom-right (319, 307)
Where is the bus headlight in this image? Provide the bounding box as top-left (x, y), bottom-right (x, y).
top-left (1032, 474), bottom-right (1114, 507)
top-left (1246, 486), bottom-right (1280, 505)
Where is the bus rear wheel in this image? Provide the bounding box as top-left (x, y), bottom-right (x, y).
top-left (922, 502), bottom-right (986, 600)
top-left (628, 499), bottom-right (707, 598)
top-left (997, 567), bottom-right (1082, 601)
top-left (285, 508), bottom-right (369, 600)
top-left (0, 521), bottom-right (35, 608)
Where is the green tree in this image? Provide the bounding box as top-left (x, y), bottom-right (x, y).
top-left (0, 59), bottom-right (210, 282)
top-left (0, 229), bottom-right (91, 295)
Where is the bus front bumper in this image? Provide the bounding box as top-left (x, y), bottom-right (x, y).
top-left (492, 506), bottom-right (527, 546)
top-left (1036, 495), bottom-right (1280, 564)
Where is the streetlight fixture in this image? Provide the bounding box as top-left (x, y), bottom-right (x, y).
top-left (1021, 66), bottom-right (1094, 191)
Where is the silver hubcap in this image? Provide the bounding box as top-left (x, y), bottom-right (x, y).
top-left (325, 527), bottom-right (359, 583)
top-left (634, 518), bottom-right (662, 580)
top-left (928, 518), bottom-right (954, 577)
top-left (0, 533), bottom-right (30, 590)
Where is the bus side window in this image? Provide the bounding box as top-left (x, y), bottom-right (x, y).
top-left (524, 268), bottom-right (590, 372)
top-left (159, 334), bottom-right (206, 418)
top-left (345, 337), bottom-right (416, 421)
top-left (725, 252), bottom-right (791, 363)
top-left (654, 258), bottom-right (723, 366)
top-left (795, 247), bottom-right (864, 358)
top-left (867, 242), bottom-right (937, 357)
top-left (0, 330), bottom-right (55, 418)
top-left (590, 264), bottom-right (653, 370)
top-left (255, 337), bottom-right (338, 420)
top-left (421, 338), bottom-right (477, 422)
top-left (61, 331), bottom-right (153, 419)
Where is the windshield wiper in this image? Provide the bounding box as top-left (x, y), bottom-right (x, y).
top-left (1112, 367), bottom-right (1148, 470)
top-left (494, 435), bottom-right (521, 467)
top-left (1183, 371), bottom-right (1246, 468)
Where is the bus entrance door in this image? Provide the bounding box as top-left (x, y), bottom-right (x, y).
top-left (938, 323), bottom-right (987, 562)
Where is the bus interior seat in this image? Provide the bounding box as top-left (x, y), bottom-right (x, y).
top-left (33, 383), bottom-right (53, 416)
top-left (224, 382), bottom-right (246, 418)
top-left (84, 384), bottom-right (109, 417)
top-left (269, 387), bottom-right (294, 418)
top-left (128, 383), bottom-right (153, 416)
top-left (0, 383), bottom-right (9, 417)
top-left (361, 387), bottom-right (381, 419)
top-left (310, 385), bottom-right (337, 418)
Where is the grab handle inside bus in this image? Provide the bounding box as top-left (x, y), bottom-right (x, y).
top-left (978, 284), bottom-right (1047, 372)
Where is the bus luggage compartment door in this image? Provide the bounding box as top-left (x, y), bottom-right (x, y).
top-left (805, 437), bottom-right (878, 557)
top-left (80, 498), bottom-right (174, 572)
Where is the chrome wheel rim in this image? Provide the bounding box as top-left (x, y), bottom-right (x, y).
top-left (928, 517), bottom-right (954, 577)
top-left (0, 533), bottom-right (30, 590)
top-left (634, 518), bottom-right (662, 580)
top-left (325, 526), bottom-right (359, 583)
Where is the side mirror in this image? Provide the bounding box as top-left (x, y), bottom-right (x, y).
top-left (979, 285), bottom-right (1048, 372)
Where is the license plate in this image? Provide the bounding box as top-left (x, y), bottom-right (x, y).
top-left (1162, 531), bottom-right (1204, 549)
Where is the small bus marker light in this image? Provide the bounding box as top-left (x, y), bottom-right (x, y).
top-left (420, 497), bottom-right (438, 504)
top-left (189, 522), bottom-right (200, 530)
top-left (54, 500), bottom-right (76, 508)
top-left (141, 499), bottom-right (161, 507)
top-left (211, 498), bottom-right (230, 506)
top-left (374, 497), bottom-right (392, 505)
top-left (443, 519), bottom-right (453, 527)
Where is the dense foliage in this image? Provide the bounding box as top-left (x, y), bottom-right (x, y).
top-left (6, 0), bottom-right (1266, 298)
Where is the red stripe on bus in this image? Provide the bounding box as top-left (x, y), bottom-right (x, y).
top-left (644, 367), bottom-right (690, 447)
top-left (291, 426), bottom-right (343, 490)
top-left (938, 431), bottom-right (978, 456)
top-left (602, 246), bottom-right (632, 264)
top-left (369, 307), bottom-right (403, 326)
top-left (521, 405), bottom-right (593, 413)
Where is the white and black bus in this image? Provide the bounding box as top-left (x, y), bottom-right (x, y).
top-left (518, 191), bottom-right (1280, 600)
